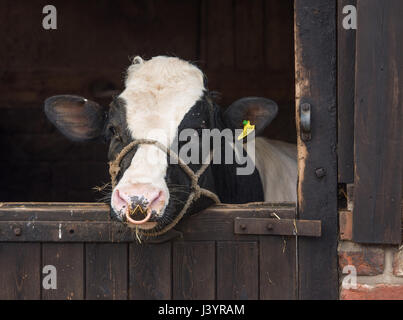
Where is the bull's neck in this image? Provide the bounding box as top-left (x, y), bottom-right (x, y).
top-left (210, 127), bottom-right (264, 204)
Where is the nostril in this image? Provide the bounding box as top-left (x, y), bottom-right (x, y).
top-left (116, 189), bottom-right (124, 201)
top-left (113, 189), bottom-right (129, 211)
top-left (113, 184), bottom-right (166, 225)
top-left (150, 191), bottom-right (163, 207)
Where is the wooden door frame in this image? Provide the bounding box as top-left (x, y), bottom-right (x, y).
top-left (294, 0), bottom-right (339, 299)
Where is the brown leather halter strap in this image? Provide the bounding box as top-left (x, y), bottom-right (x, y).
top-left (108, 138), bottom-right (221, 237)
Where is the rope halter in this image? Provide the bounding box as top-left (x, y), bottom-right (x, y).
top-left (108, 138), bottom-right (221, 237)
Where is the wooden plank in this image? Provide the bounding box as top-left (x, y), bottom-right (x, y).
top-left (234, 0), bottom-right (264, 70)
top-left (0, 243), bottom-right (40, 299)
top-left (0, 204), bottom-right (295, 242)
top-left (216, 241), bottom-right (258, 299)
top-left (129, 243), bottom-right (171, 300)
top-left (0, 221), bottom-right (130, 242)
top-left (339, 210), bottom-right (353, 240)
top-left (337, 0), bottom-right (356, 183)
top-left (234, 217), bottom-right (321, 237)
top-left (294, 0), bottom-right (339, 299)
top-left (346, 183), bottom-right (354, 210)
top-left (85, 243), bottom-right (128, 300)
top-left (176, 204), bottom-right (295, 241)
top-left (0, 202), bottom-right (291, 220)
top-left (173, 241), bottom-right (215, 299)
top-left (42, 243), bottom-right (84, 300)
top-left (353, 0), bottom-right (403, 244)
top-left (0, 221), bottom-right (262, 242)
top-left (0, 221), bottom-right (185, 243)
top-left (0, 202), bottom-right (109, 221)
top-left (260, 236), bottom-right (296, 300)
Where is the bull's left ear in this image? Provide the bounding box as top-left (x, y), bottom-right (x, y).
top-left (223, 97), bottom-right (278, 136)
top-left (44, 95), bottom-right (107, 142)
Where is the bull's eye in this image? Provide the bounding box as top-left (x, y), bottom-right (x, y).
top-left (108, 125), bottom-right (122, 142)
top-left (109, 126), bottom-right (117, 136)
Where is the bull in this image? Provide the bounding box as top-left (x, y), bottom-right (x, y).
top-left (44, 56), bottom-right (297, 236)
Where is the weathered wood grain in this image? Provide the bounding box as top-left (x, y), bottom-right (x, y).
top-left (0, 243), bottom-right (40, 299)
top-left (234, 217), bottom-right (321, 237)
top-left (0, 202), bottom-right (110, 221)
top-left (216, 241), bottom-right (258, 299)
top-left (0, 203), bottom-right (296, 242)
top-left (175, 204), bottom-right (295, 241)
top-left (294, 0), bottom-right (339, 299)
top-left (353, 0), bottom-right (403, 244)
top-left (260, 236), bottom-right (296, 299)
top-left (85, 243), bottom-right (128, 299)
top-left (339, 210), bottom-right (353, 240)
top-left (173, 241), bottom-right (215, 299)
top-left (42, 243), bottom-right (84, 300)
top-left (0, 201), bottom-right (300, 300)
top-left (129, 242), bottom-right (171, 299)
top-left (337, 0), bottom-right (357, 183)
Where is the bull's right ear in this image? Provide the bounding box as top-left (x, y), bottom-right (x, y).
top-left (44, 95), bottom-right (106, 142)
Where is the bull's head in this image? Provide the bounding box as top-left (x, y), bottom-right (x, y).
top-left (44, 56), bottom-right (278, 234)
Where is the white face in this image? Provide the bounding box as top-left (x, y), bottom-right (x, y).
top-left (110, 56), bottom-right (205, 227)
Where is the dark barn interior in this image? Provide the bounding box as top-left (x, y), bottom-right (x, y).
top-left (0, 0), bottom-right (295, 202)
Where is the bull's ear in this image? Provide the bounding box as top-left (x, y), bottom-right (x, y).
top-left (223, 97), bottom-right (278, 136)
top-left (44, 95), bottom-right (106, 142)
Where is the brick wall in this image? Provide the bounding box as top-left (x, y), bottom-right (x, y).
top-left (339, 209), bottom-right (403, 299)
top-left (339, 241), bottom-right (403, 300)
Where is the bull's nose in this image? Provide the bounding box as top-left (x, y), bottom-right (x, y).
top-left (112, 183), bottom-right (166, 225)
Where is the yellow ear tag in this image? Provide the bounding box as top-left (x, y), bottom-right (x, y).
top-left (237, 120), bottom-right (255, 140)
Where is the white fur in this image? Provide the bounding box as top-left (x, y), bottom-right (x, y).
top-left (254, 137), bottom-right (297, 202)
top-left (113, 56), bottom-right (205, 212)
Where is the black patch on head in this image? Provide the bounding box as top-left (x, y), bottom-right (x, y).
top-left (104, 97), bottom-right (136, 183)
top-left (159, 93), bottom-right (264, 231)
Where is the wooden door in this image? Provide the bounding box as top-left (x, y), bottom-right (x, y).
top-left (337, 0), bottom-right (403, 245)
top-left (294, 0), bottom-right (339, 299)
top-left (0, 202), bottom-right (312, 300)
